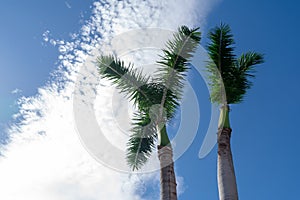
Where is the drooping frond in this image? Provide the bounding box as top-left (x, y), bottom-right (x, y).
top-left (206, 24), bottom-right (264, 104)
top-left (231, 52), bottom-right (265, 103)
top-left (97, 55), bottom-right (150, 104)
top-left (126, 111), bottom-right (157, 170)
top-left (155, 26), bottom-right (201, 120)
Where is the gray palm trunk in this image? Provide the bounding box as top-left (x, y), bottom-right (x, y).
top-left (158, 145), bottom-right (177, 200)
top-left (217, 127), bottom-right (238, 200)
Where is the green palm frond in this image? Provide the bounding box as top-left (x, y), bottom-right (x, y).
top-left (207, 23), bottom-right (235, 72)
top-left (155, 26), bottom-right (201, 119)
top-left (206, 24), bottom-right (264, 104)
top-left (238, 52), bottom-right (264, 77)
top-left (206, 23), bottom-right (236, 104)
top-left (126, 111), bottom-right (157, 170)
top-left (231, 52), bottom-right (265, 103)
top-left (97, 55), bottom-right (150, 104)
top-left (132, 82), bottom-right (179, 120)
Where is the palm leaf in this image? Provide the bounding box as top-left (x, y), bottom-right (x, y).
top-left (232, 52), bottom-right (264, 103)
top-left (206, 23), bottom-right (236, 104)
top-left (238, 52), bottom-right (264, 77)
top-left (155, 26), bottom-right (201, 120)
top-left (207, 23), bottom-right (235, 72)
top-left (97, 55), bottom-right (151, 104)
top-left (126, 110), bottom-right (157, 170)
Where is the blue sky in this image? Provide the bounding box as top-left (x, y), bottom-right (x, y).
top-left (0, 0), bottom-right (299, 199)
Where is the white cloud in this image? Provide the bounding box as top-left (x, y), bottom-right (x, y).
top-left (0, 0), bottom-right (220, 199)
top-left (11, 88), bottom-right (22, 94)
top-left (42, 30), bottom-right (50, 42)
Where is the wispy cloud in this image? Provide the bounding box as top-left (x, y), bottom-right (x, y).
top-left (0, 0), bottom-right (220, 199)
top-left (65, 1), bottom-right (72, 9)
top-left (11, 88), bottom-right (22, 94)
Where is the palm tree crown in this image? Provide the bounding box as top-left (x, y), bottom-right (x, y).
top-left (207, 23), bottom-right (264, 105)
top-left (97, 26), bottom-right (201, 170)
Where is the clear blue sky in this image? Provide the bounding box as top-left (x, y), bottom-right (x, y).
top-left (0, 0), bottom-right (299, 199)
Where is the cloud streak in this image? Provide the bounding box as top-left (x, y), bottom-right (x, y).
top-left (0, 0), bottom-right (220, 199)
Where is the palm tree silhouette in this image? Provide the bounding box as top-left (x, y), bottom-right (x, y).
top-left (206, 23), bottom-right (264, 200)
top-left (97, 26), bottom-right (201, 200)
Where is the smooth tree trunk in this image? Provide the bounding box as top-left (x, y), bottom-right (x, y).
top-left (217, 105), bottom-right (238, 200)
top-left (217, 127), bottom-right (238, 200)
top-left (158, 145), bottom-right (177, 200)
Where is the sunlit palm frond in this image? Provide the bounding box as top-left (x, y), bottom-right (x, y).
top-left (97, 55), bottom-right (150, 104)
top-left (155, 26), bottom-right (201, 119)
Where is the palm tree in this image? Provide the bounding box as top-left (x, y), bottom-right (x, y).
top-left (97, 26), bottom-right (201, 200)
top-left (206, 23), bottom-right (264, 200)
